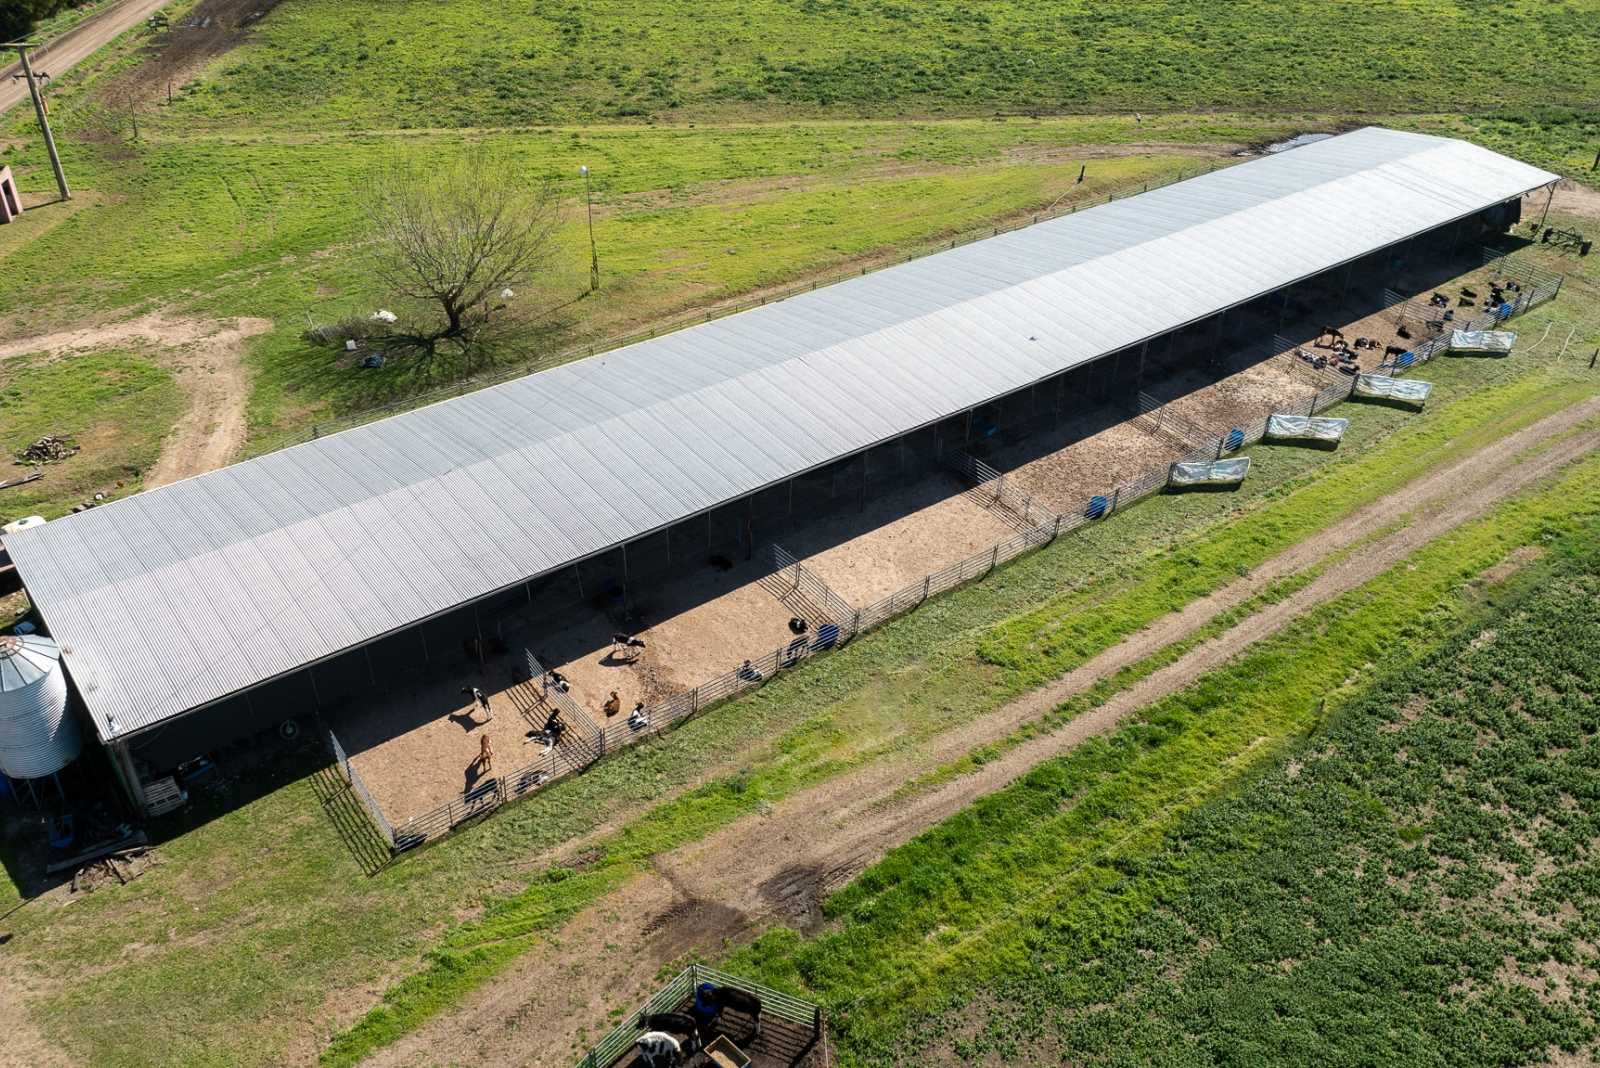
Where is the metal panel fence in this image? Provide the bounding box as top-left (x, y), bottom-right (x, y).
top-left (353, 250), bottom-right (1564, 855)
top-left (945, 451), bottom-right (1059, 531)
top-left (575, 963), bottom-right (823, 1068)
top-left (324, 725), bottom-right (394, 847)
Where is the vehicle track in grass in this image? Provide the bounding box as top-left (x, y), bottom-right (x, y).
top-left (358, 395), bottom-right (1600, 1068)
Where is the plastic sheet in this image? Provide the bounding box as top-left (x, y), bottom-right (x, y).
top-left (1449, 329), bottom-right (1517, 354)
top-left (1265, 414), bottom-right (1349, 443)
top-left (1353, 374), bottom-right (1432, 406)
top-left (1169, 457), bottom-right (1251, 487)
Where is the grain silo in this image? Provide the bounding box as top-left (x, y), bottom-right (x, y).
top-left (0, 633), bottom-right (81, 781)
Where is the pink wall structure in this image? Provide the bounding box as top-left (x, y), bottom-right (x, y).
top-left (0, 166), bottom-right (22, 223)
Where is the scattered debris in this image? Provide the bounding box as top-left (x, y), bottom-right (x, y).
top-left (70, 848), bottom-right (155, 893)
top-left (45, 830), bottom-right (148, 876)
top-left (0, 472), bottom-right (42, 492)
top-left (14, 435), bottom-right (79, 467)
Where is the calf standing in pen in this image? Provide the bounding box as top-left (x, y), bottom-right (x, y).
top-left (612, 632), bottom-right (647, 661)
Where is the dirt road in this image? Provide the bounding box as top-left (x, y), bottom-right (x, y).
top-left (0, 312), bottom-right (272, 485)
top-left (0, 0), bottom-right (176, 117)
top-left (355, 395), bottom-right (1600, 1068)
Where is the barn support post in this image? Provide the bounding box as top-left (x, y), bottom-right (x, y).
top-left (964, 410), bottom-right (974, 447)
top-left (1274, 287), bottom-right (1291, 335)
top-left (107, 739), bottom-right (148, 818)
top-left (860, 450), bottom-right (869, 512)
top-left (364, 646), bottom-right (378, 686)
top-left (473, 604), bottom-right (486, 667)
top-left (1135, 338), bottom-right (1149, 391)
top-left (1537, 182), bottom-right (1556, 230)
top-left (622, 541), bottom-right (632, 610)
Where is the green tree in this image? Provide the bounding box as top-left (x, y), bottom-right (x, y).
top-left (0, 0), bottom-right (72, 43)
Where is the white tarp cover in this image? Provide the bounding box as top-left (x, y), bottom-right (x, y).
top-left (1169, 457), bottom-right (1252, 487)
top-left (1354, 374), bottom-right (1433, 405)
top-left (1266, 414), bottom-right (1349, 442)
top-left (1449, 329), bottom-right (1517, 354)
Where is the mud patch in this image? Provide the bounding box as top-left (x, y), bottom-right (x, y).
top-left (100, 0), bottom-right (283, 105)
top-left (640, 895), bottom-right (748, 955)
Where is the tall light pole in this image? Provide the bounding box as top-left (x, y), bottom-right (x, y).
top-left (7, 42), bottom-right (70, 201)
top-left (580, 164), bottom-right (598, 291)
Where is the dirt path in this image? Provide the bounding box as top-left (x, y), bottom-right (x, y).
top-left (0, 0), bottom-right (177, 116)
top-left (357, 398), bottom-right (1600, 1068)
top-left (0, 312), bottom-right (272, 486)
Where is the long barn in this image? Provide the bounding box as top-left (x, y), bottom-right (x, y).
top-left (4, 127), bottom-right (1558, 812)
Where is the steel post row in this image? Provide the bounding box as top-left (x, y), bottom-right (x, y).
top-left (348, 249), bottom-right (1563, 855)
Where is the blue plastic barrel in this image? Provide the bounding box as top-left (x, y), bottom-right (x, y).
top-left (1086, 495), bottom-right (1109, 520)
top-left (1225, 428), bottom-right (1244, 452)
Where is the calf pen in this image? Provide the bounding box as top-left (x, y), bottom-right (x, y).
top-left (325, 249), bottom-right (1563, 858)
top-left (575, 964), bottom-right (825, 1068)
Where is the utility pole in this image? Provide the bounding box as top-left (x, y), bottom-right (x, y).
top-left (8, 42), bottom-right (70, 201)
top-left (580, 164), bottom-right (598, 291)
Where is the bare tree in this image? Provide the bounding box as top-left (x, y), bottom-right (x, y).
top-left (363, 152), bottom-right (561, 374)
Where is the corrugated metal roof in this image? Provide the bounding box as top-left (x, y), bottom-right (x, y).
top-left (7, 127), bottom-right (1557, 743)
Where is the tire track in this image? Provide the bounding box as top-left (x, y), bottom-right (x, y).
top-left (358, 398), bottom-right (1600, 1068)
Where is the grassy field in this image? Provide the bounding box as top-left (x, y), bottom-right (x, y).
top-left (724, 456), bottom-right (1600, 1066)
top-left (1, 2), bottom-right (1599, 1064)
top-left (141, 1), bottom-right (1600, 127)
top-left (0, 0), bottom-right (1592, 524)
top-left (0, 348), bottom-right (183, 517)
top-left (0, 110), bottom-right (1262, 473)
top-left (0, 320), bottom-right (1584, 1068)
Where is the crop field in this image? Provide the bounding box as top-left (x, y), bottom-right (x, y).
top-left (0, 300), bottom-right (1584, 1068)
top-left (3, 1), bottom-right (1600, 1066)
top-left (723, 458), bottom-right (1600, 1066)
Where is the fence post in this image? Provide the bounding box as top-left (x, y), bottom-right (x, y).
top-left (1215, 436), bottom-right (1224, 460)
top-left (922, 574), bottom-right (931, 602)
top-left (989, 545), bottom-right (999, 574)
top-left (1307, 392), bottom-right (1317, 416)
top-left (852, 610), bottom-right (862, 636)
top-left (1052, 513), bottom-right (1063, 539)
top-left (1110, 486), bottom-right (1120, 515)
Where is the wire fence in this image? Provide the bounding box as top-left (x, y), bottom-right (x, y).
top-left (297, 161), bottom-right (1234, 445)
top-left (575, 963), bottom-right (824, 1068)
top-left (347, 248), bottom-right (1565, 855)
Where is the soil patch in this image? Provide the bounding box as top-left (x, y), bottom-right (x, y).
top-left (0, 312), bottom-right (272, 487)
top-left (782, 474), bottom-right (1017, 606)
top-left (355, 393), bottom-right (1600, 1068)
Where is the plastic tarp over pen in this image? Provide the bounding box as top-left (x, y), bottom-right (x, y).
top-left (1169, 457), bottom-right (1252, 488)
top-left (1265, 414), bottom-right (1349, 443)
top-left (1448, 329), bottom-right (1517, 354)
top-left (1353, 374), bottom-right (1433, 406)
